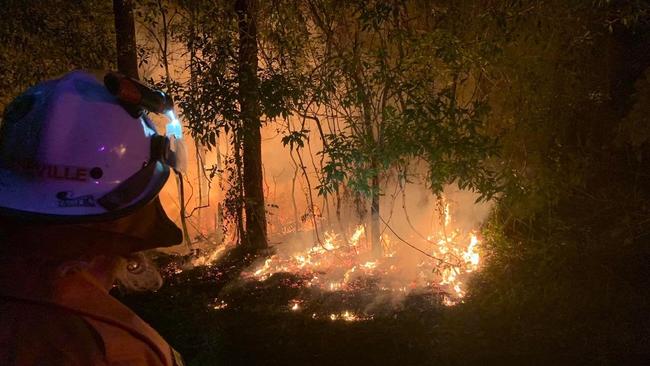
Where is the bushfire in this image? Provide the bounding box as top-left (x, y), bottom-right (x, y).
top-left (189, 196), bottom-right (485, 320)
top-left (237, 199), bottom-right (482, 312)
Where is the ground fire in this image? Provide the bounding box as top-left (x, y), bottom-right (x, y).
top-left (186, 194), bottom-right (485, 319)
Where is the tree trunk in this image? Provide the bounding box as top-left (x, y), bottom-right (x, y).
top-left (370, 172), bottom-right (381, 258)
top-left (291, 155), bottom-right (301, 233)
top-left (236, 0), bottom-right (268, 249)
top-left (350, 54), bottom-right (382, 256)
top-left (112, 0), bottom-right (138, 78)
top-left (234, 131), bottom-right (246, 245)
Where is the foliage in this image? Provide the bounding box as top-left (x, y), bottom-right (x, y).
top-left (0, 0), bottom-right (115, 109)
top-left (436, 0), bottom-right (650, 362)
top-left (273, 1), bottom-right (502, 202)
top-left (136, 0), bottom-right (304, 149)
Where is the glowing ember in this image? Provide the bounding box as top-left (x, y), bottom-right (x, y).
top-left (289, 300), bottom-right (301, 311)
top-left (327, 310), bottom-right (370, 322)
top-left (211, 299), bottom-right (229, 310)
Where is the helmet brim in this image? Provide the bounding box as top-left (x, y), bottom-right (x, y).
top-left (0, 161), bottom-right (170, 224)
top-left (0, 196), bottom-right (182, 257)
top-left (77, 196), bottom-right (183, 251)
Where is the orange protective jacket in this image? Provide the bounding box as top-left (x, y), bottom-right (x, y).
top-left (0, 270), bottom-right (183, 366)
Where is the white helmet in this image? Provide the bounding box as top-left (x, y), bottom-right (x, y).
top-left (0, 70), bottom-right (183, 228)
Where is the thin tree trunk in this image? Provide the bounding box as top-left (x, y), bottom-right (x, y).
top-left (361, 90), bottom-right (382, 257)
top-left (195, 139), bottom-right (204, 230)
top-left (233, 132), bottom-right (246, 245)
top-left (236, 0), bottom-right (267, 249)
top-left (335, 189), bottom-right (344, 235)
top-left (112, 0), bottom-right (138, 78)
top-left (290, 151), bottom-right (301, 233)
top-left (370, 172), bottom-right (381, 257)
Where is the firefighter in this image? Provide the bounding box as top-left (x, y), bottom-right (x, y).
top-left (0, 71), bottom-right (186, 365)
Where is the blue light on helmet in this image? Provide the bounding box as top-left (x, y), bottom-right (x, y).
top-left (163, 109), bottom-right (187, 174)
top-left (164, 110), bottom-right (183, 139)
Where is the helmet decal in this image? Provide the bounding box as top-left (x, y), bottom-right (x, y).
top-left (56, 191), bottom-right (96, 208)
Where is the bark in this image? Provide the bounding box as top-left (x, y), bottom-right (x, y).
top-left (112, 0), bottom-right (138, 78)
top-left (236, 0), bottom-right (268, 249)
top-left (358, 77), bottom-right (382, 257)
top-left (370, 172), bottom-right (381, 257)
top-left (195, 139), bottom-right (204, 227)
top-left (290, 151), bottom-right (301, 233)
top-left (234, 131), bottom-right (246, 245)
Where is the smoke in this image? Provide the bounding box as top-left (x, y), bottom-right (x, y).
top-left (149, 115), bottom-right (497, 309)
top-left (133, 25), bottom-right (495, 314)
top-left (241, 128), bottom-right (494, 308)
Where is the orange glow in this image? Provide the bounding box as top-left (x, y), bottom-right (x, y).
top-left (241, 195), bottom-right (484, 307)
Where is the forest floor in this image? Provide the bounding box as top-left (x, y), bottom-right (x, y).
top-left (116, 248), bottom-right (451, 365)
top-left (115, 247), bottom-right (649, 366)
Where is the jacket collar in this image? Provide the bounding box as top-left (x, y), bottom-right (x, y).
top-left (0, 270), bottom-right (174, 366)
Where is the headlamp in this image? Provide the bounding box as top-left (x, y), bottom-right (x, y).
top-left (103, 72), bottom-right (187, 174)
top-left (104, 72), bottom-right (173, 114)
top-left (164, 109), bottom-right (187, 174)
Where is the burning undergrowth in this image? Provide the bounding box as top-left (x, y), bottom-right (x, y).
top-left (134, 191), bottom-right (489, 366)
top-left (213, 271), bottom-right (444, 321)
top-left (181, 192), bottom-right (490, 321)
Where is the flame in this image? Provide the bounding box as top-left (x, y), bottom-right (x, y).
top-left (340, 311), bottom-right (358, 322)
top-left (241, 195), bottom-right (483, 306)
top-left (442, 296), bottom-right (457, 306)
top-left (349, 225), bottom-right (365, 246)
top-left (192, 245), bottom-right (227, 267)
top-left (323, 231), bottom-right (339, 250)
top-left (463, 233), bottom-right (480, 269)
top-left (443, 201), bottom-right (452, 227)
top-left (329, 282), bottom-right (342, 291)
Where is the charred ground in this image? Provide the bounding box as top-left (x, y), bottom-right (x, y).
top-left (116, 241), bottom-right (650, 365)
